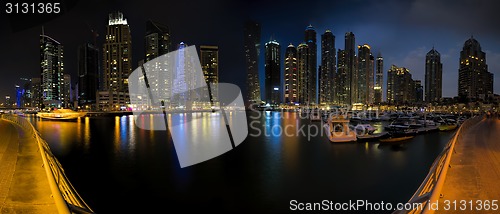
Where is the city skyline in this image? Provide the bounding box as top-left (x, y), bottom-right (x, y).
top-left (1, 0), bottom-right (500, 103)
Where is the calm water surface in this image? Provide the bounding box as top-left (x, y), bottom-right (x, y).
top-left (26, 112), bottom-right (454, 213)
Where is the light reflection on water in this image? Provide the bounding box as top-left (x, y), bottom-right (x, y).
top-left (23, 112), bottom-right (456, 213)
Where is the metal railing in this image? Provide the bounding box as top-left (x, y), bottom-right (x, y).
top-left (1, 114), bottom-right (94, 214)
top-left (393, 115), bottom-right (484, 214)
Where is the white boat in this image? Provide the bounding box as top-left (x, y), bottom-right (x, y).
top-left (325, 116), bottom-right (357, 143)
top-left (37, 109), bottom-right (87, 120)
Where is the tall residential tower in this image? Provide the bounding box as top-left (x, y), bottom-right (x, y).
top-left (284, 44), bottom-right (298, 104)
top-left (40, 33), bottom-right (64, 108)
top-left (374, 53), bottom-right (383, 103)
top-left (100, 11), bottom-right (132, 111)
top-left (304, 25), bottom-right (317, 104)
top-left (458, 36), bottom-right (493, 101)
top-left (425, 47), bottom-right (442, 103)
top-left (244, 21), bottom-right (261, 103)
top-left (265, 39), bottom-right (281, 104)
top-left (319, 30), bottom-right (335, 104)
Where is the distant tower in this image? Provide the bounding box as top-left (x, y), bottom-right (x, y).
top-left (31, 77), bottom-right (42, 108)
top-left (458, 36), bottom-right (493, 101)
top-left (101, 11), bottom-right (132, 111)
top-left (284, 44), bottom-right (298, 104)
top-left (336, 49), bottom-right (348, 105)
top-left (319, 30), bottom-right (336, 104)
top-left (78, 43), bottom-right (99, 108)
top-left (145, 20), bottom-right (171, 62)
top-left (305, 25), bottom-right (317, 104)
top-left (264, 39), bottom-right (281, 104)
top-left (374, 52), bottom-right (384, 103)
top-left (345, 32), bottom-right (356, 105)
top-left (244, 21), bottom-right (262, 103)
top-left (425, 47), bottom-right (442, 103)
top-left (200, 45), bottom-right (219, 103)
top-left (415, 80), bottom-right (423, 103)
top-left (297, 43), bottom-right (309, 105)
top-left (387, 65), bottom-right (416, 105)
top-left (357, 44), bottom-right (374, 105)
top-left (40, 32), bottom-right (64, 108)
top-left (63, 74), bottom-right (71, 107)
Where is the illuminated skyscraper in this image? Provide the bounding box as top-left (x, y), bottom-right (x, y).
top-left (100, 11), bottom-right (132, 111)
top-left (297, 43), bottom-right (309, 105)
top-left (40, 33), bottom-right (64, 108)
top-left (31, 77), bottom-right (42, 108)
top-left (336, 49), bottom-right (348, 105)
top-left (319, 30), bottom-right (335, 104)
top-left (63, 74), bottom-right (71, 107)
top-left (145, 20), bottom-right (171, 62)
top-left (172, 42), bottom-right (189, 108)
top-left (244, 21), bottom-right (261, 103)
top-left (387, 65), bottom-right (416, 105)
top-left (284, 44), bottom-right (298, 104)
top-left (374, 53), bottom-right (384, 103)
top-left (458, 36), bottom-right (493, 101)
top-left (356, 44), bottom-right (374, 105)
top-left (143, 20), bottom-right (171, 108)
top-left (200, 45), bottom-right (219, 104)
top-left (304, 25), bottom-right (317, 104)
top-left (425, 47), bottom-right (442, 103)
top-left (265, 39), bottom-right (281, 104)
top-left (345, 32), bottom-right (356, 105)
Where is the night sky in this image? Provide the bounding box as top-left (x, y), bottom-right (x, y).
top-left (1, 0), bottom-right (500, 103)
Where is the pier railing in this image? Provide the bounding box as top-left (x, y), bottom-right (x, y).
top-left (1, 114), bottom-right (94, 214)
top-left (394, 115), bottom-right (483, 214)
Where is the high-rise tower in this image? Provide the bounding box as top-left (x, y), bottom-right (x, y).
top-left (319, 30), bottom-right (336, 104)
top-left (425, 47), bottom-right (442, 103)
top-left (244, 21), bottom-right (262, 103)
top-left (345, 32), bottom-right (356, 105)
top-left (458, 36), bottom-right (493, 101)
top-left (100, 11), bottom-right (132, 111)
top-left (356, 44), bottom-right (374, 105)
top-left (374, 52), bottom-right (384, 103)
top-left (40, 33), bottom-right (64, 108)
top-left (265, 39), bottom-right (281, 104)
top-left (305, 25), bottom-right (317, 104)
top-left (284, 44), bottom-right (298, 104)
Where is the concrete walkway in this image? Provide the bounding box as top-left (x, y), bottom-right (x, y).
top-left (437, 118), bottom-right (500, 213)
top-left (0, 119), bottom-right (58, 213)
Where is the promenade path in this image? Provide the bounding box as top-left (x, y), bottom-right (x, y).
top-left (0, 118), bottom-right (58, 213)
top-left (436, 118), bottom-right (500, 213)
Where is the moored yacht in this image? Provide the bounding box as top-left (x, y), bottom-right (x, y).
top-left (37, 108), bottom-right (87, 120)
top-left (325, 116), bottom-right (357, 143)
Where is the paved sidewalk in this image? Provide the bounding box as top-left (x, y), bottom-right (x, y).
top-left (437, 118), bottom-right (500, 213)
top-left (0, 119), bottom-right (57, 213)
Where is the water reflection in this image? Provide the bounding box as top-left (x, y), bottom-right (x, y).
top-left (23, 112), bottom-right (457, 213)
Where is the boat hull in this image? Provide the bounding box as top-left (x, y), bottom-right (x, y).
top-left (37, 112), bottom-right (87, 120)
top-left (379, 136), bottom-right (414, 143)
